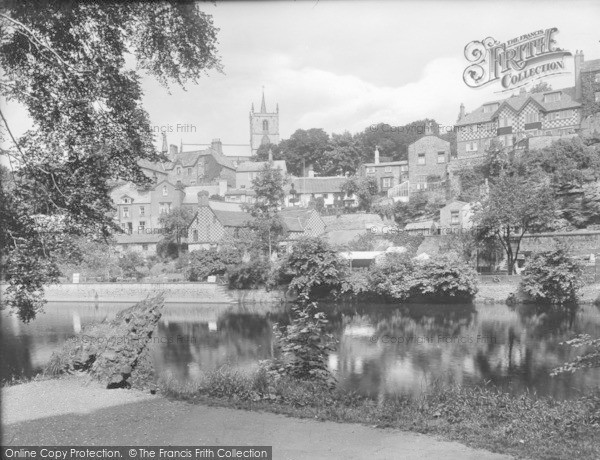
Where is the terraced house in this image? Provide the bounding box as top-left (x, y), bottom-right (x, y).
top-left (455, 51), bottom-right (600, 158)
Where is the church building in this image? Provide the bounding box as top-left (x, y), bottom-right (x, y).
top-left (249, 89), bottom-right (280, 155)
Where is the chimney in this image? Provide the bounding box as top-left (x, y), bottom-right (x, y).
top-left (268, 148), bottom-right (273, 162)
top-left (211, 138), bottom-right (223, 155)
top-left (574, 50), bottom-right (584, 101)
top-left (458, 103), bottom-right (465, 121)
top-left (197, 190), bottom-right (209, 207)
top-left (169, 144), bottom-right (178, 156)
top-left (374, 146), bottom-right (380, 165)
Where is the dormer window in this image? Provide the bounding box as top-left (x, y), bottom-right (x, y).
top-left (544, 92), bottom-right (561, 103)
top-left (121, 197), bottom-right (132, 204)
top-left (483, 103), bottom-right (499, 113)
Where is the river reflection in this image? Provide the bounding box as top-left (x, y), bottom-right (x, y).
top-left (2, 301), bottom-right (599, 400)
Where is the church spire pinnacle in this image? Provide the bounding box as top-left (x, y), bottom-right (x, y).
top-left (260, 86), bottom-right (267, 113)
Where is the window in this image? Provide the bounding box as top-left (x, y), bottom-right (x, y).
top-left (366, 167), bottom-right (375, 173)
top-left (176, 166), bottom-right (182, 175)
top-left (139, 221), bottom-right (146, 232)
top-left (451, 211), bottom-right (460, 225)
top-left (187, 167), bottom-right (192, 176)
top-left (159, 203), bottom-right (171, 214)
top-left (548, 110), bottom-right (573, 121)
top-left (122, 207), bottom-right (129, 218)
top-left (190, 180), bottom-right (196, 185)
top-left (142, 244), bottom-right (148, 251)
top-left (595, 91), bottom-right (600, 103)
top-left (437, 152), bottom-right (446, 163)
top-left (544, 92), bottom-right (561, 103)
top-left (525, 112), bottom-right (539, 123)
top-left (162, 185), bottom-right (168, 196)
top-left (382, 178), bottom-right (391, 188)
top-left (122, 197), bottom-right (131, 204)
top-left (263, 120), bottom-right (269, 131)
top-left (465, 142), bottom-right (478, 152)
top-left (193, 230), bottom-right (198, 242)
top-left (483, 103), bottom-right (499, 113)
top-left (323, 193), bottom-right (329, 199)
top-left (139, 206), bottom-right (145, 217)
top-left (498, 117), bottom-right (509, 128)
top-left (417, 153), bottom-right (425, 165)
top-left (384, 166), bottom-right (392, 173)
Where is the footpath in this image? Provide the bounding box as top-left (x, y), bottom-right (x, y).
top-left (2, 377), bottom-right (512, 460)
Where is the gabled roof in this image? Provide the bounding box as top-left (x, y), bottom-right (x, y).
top-left (441, 200), bottom-right (470, 210)
top-left (457, 87), bottom-right (581, 126)
top-left (166, 148), bottom-right (236, 170)
top-left (213, 209), bottom-right (251, 227)
top-left (279, 208), bottom-right (314, 233)
top-left (236, 160), bottom-right (287, 173)
top-left (289, 176), bottom-right (347, 194)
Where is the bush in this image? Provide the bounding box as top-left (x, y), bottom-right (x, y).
top-left (185, 247), bottom-right (242, 281)
top-left (278, 237), bottom-right (348, 298)
top-left (521, 247), bottom-right (584, 305)
top-left (227, 259), bottom-right (271, 289)
top-left (365, 253), bottom-right (478, 302)
top-left (268, 302), bottom-right (337, 385)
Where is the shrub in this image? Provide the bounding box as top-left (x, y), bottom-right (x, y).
top-left (521, 247), bottom-right (584, 305)
top-left (118, 251), bottom-right (147, 280)
top-left (268, 302), bottom-right (337, 386)
top-left (227, 259), bottom-right (271, 289)
top-left (411, 255), bottom-right (479, 299)
top-left (368, 253), bottom-right (415, 301)
top-left (185, 247), bottom-right (242, 281)
top-left (278, 237), bottom-right (348, 298)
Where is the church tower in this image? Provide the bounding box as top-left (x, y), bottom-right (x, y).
top-left (250, 88), bottom-right (279, 155)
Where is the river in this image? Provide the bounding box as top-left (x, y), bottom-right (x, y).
top-left (2, 301), bottom-right (600, 400)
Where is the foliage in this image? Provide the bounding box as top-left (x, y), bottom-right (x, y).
top-left (367, 253), bottom-right (478, 301)
top-left (0, 2), bottom-right (221, 321)
top-left (227, 259), bottom-right (271, 289)
top-left (341, 175), bottom-right (379, 211)
top-left (185, 247), bottom-right (242, 282)
top-left (551, 334), bottom-right (600, 375)
top-left (58, 237), bottom-right (121, 281)
top-left (393, 191), bottom-right (445, 227)
top-left (473, 170), bottom-right (556, 275)
top-left (277, 128), bottom-right (331, 176)
top-left (456, 166), bottom-right (485, 202)
top-left (278, 237), bottom-right (348, 298)
top-left (345, 231), bottom-right (423, 256)
top-left (268, 302), bottom-right (337, 385)
top-left (118, 251), bottom-right (147, 280)
top-left (530, 81), bottom-right (553, 93)
top-left (158, 207), bottom-right (194, 254)
top-left (520, 247), bottom-right (584, 305)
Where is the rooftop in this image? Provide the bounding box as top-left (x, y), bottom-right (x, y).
top-left (236, 160), bottom-right (287, 173)
top-left (289, 176), bottom-right (347, 194)
top-left (114, 233), bottom-right (164, 244)
top-left (404, 220), bottom-right (437, 231)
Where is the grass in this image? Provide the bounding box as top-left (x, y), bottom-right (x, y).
top-left (158, 366), bottom-right (600, 460)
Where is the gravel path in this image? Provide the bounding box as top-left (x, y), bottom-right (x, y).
top-left (2, 377), bottom-right (512, 460)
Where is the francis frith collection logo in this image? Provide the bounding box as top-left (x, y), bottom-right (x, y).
top-left (463, 28), bottom-right (572, 91)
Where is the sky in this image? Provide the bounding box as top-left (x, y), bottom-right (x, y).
top-left (2, 0), bottom-right (600, 157)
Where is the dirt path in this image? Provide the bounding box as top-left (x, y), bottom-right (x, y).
top-left (2, 377), bottom-right (512, 460)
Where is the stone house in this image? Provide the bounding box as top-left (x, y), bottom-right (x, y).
top-left (407, 123), bottom-right (450, 193)
top-left (235, 159), bottom-right (287, 190)
top-left (439, 201), bottom-right (473, 232)
top-left (110, 179), bottom-right (184, 234)
top-left (360, 147), bottom-right (409, 194)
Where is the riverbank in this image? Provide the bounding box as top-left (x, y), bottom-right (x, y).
top-left (0, 282), bottom-right (287, 304)
top-left (2, 376), bottom-right (511, 460)
top-left (475, 280), bottom-right (600, 305)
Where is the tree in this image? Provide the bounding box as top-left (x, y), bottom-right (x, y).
top-left (473, 171), bottom-right (556, 275)
top-left (316, 132), bottom-right (365, 176)
top-left (278, 129), bottom-right (330, 176)
top-left (158, 207), bottom-right (194, 256)
top-left (0, 2), bottom-right (221, 321)
top-left (341, 175), bottom-right (379, 211)
top-left (242, 162), bottom-right (288, 257)
top-left (530, 81), bottom-right (553, 93)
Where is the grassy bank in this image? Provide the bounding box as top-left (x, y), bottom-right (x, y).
top-left (159, 368), bottom-right (600, 460)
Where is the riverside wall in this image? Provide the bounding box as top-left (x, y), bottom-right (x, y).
top-left (0, 282), bottom-right (287, 304)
